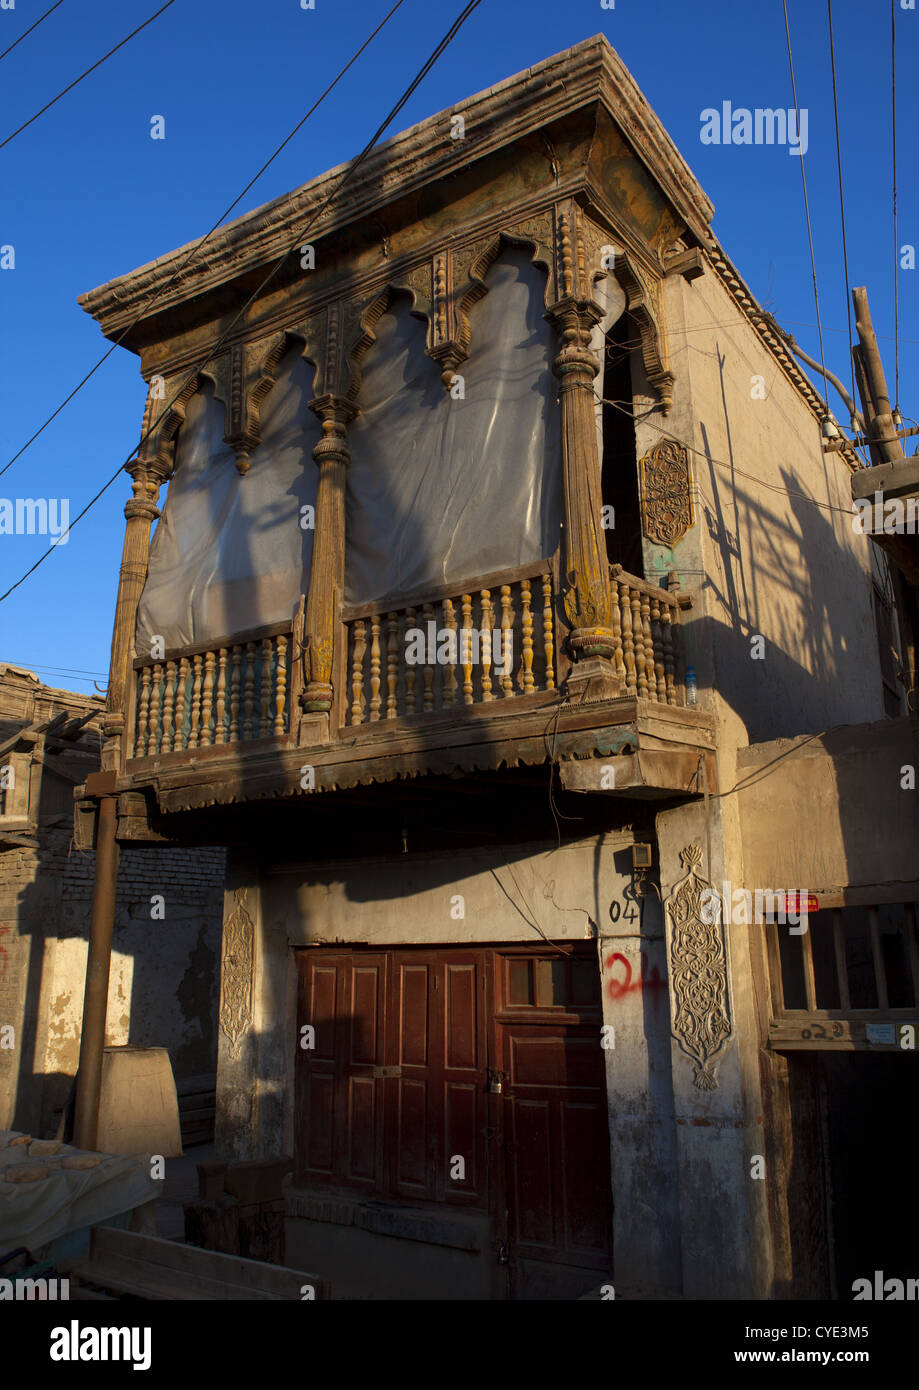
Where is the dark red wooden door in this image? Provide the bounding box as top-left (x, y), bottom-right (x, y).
top-left (295, 944), bottom-right (613, 1298)
top-left (295, 948), bottom-right (489, 1209)
top-left (495, 947), bottom-right (613, 1298)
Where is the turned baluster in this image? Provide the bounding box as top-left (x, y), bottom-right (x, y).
top-left (384, 613), bottom-right (399, 719)
top-left (631, 588), bottom-right (647, 697)
top-left (147, 664), bottom-right (163, 756)
top-left (229, 646), bottom-right (242, 742)
top-left (350, 621), bottom-right (366, 726)
top-left (480, 589), bottom-right (494, 702)
top-left (160, 660), bottom-right (176, 754)
top-left (520, 580), bottom-right (535, 693)
top-left (274, 636), bottom-right (287, 735)
top-left (422, 603), bottom-right (436, 711)
top-left (200, 650), bottom-right (216, 745)
top-left (461, 594), bottom-right (474, 704)
top-left (215, 648), bottom-right (228, 744)
top-left (173, 658), bottom-right (189, 751)
top-left (135, 666), bottom-right (151, 757)
top-left (187, 654), bottom-right (203, 748)
top-left (404, 608), bottom-right (417, 715)
top-left (542, 574), bottom-right (555, 690)
top-left (442, 598), bottom-right (458, 707)
top-left (369, 617), bottom-right (381, 722)
top-left (639, 592), bottom-right (655, 700)
top-left (610, 576), bottom-right (625, 686)
top-left (619, 580), bottom-right (636, 694)
top-left (499, 586), bottom-right (514, 698)
top-left (242, 643), bottom-right (256, 740)
top-left (660, 600), bottom-right (677, 705)
top-left (258, 638), bottom-right (272, 737)
top-left (649, 597), bottom-right (667, 703)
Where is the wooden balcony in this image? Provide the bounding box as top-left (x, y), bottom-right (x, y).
top-left (104, 560), bottom-right (714, 830)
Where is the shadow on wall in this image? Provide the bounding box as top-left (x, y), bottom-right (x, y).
top-left (693, 429), bottom-right (885, 743)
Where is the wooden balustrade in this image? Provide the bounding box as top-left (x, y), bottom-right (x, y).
top-left (131, 626), bottom-right (291, 758)
top-left (343, 564), bottom-right (557, 726)
top-left (610, 565), bottom-right (686, 706)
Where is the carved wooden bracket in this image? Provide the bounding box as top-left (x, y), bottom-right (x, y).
top-left (210, 326), bottom-right (321, 475)
top-left (664, 844), bottom-right (733, 1090)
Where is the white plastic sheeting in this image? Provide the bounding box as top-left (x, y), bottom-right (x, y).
top-left (136, 347), bottom-right (320, 652)
top-left (343, 251), bottom-right (563, 606)
top-left (134, 251), bottom-right (611, 649)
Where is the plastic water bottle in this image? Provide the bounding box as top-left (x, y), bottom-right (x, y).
top-left (685, 665), bottom-right (698, 706)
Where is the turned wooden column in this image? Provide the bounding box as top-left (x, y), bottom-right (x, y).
top-left (546, 294), bottom-right (621, 700)
top-left (100, 465), bottom-right (163, 769)
top-left (301, 394), bottom-right (358, 712)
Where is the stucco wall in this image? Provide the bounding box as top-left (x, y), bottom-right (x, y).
top-left (736, 717), bottom-right (919, 892)
top-left (642, 267), bottom-right (890, 745)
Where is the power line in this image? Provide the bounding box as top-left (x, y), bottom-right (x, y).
top-left (781, 0), bottom-right (830, 416)
top-left (0, 0), bottom-right (66, 62)
top-left (827, 0), bottom-right (857, 422)
top-left (597, 393), bottom-right (861, 520)
top-left (0, 0), bottom-right (407, 481)
top-left (0, 0), bottom-right (484, 604)
top-left (0, 0), bottom-right (178, 152)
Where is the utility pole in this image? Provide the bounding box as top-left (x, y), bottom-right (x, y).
top-left (850, 285), bottom-right (919, 702)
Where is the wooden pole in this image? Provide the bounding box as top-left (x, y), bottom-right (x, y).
top-left (73, 785), bottom-right (119, 1150)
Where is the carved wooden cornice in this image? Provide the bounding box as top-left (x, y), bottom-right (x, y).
top-left (78, 36), bottom-right (713, 341)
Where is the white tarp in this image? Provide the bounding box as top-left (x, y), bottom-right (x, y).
top-left (344, 250), bottom-right (563, 606)
top-left (136, 347), bottom-right (320, 652)
top-left (135, 250), bottom-right (600, 647)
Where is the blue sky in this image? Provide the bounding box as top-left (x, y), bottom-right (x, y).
top-left (0, 0), bottom-right (914, 690)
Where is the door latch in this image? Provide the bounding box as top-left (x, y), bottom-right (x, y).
top-left (496, 1240), bottom-right (509, 1265)
top-left (371, 1065), bottom-right (402, 1078)
top-left (487, 1069), bottom-right (506, 1094)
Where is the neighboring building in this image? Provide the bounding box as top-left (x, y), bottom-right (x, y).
top-left (74, 36), bottom-right (918, 1299)
top-left (0, 664), bottom-right (224, 1144)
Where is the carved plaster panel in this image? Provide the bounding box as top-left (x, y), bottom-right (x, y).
top-left (664, 844), bottom-right (732, 1090)
top-left (639, 437), bottom-right (694, 547)
top-left (220, 887), bottom-right (254, 1060)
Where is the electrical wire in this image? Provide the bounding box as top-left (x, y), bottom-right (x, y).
top-left (0, 0), bottom-right (66, 62)
top-left (0, 0), bottom-right (178, 151)
top-left (0, 0), bottom-right (408, 482)
top-left (0, 0), bottom-right (484, 603)
top-left (781, 0), bottom-right (830, 415)
top-left (827, 0), bottom-right (857, 419)
top-left (595, 393), bottom-right (862, 520)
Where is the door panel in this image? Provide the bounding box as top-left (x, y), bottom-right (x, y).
top-left (295, 943), bottom-right (613, 1298)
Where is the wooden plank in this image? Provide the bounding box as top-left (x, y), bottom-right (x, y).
top-left (868, 906), bottom-right (889, 1011)
top-left (87, 1228), bottom-right (327, 1299)
top-left (832, 909), bottom-right (850, 1011)
top-left (765, 923), bottom-right (785, 1013)
top-left (904, 902), bottom-right (919, 1007)
top-left (132, 620), bottom-right (292, 670)
top-left (798, 921), bottom-right (818, 1012)
top-left (609, 563), bottom-right (684, 608)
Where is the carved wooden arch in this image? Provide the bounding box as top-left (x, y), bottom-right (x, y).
top-left (451, 227), bottom-right (553, 360)
top-left (341, 284), bottom-right (430, 403)
top-left (213, 328), bottom-right (320, 474)
top-left (594, 250), bottom-right (674, 414)
top-left (137, 369), bottom-right (219, 482)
